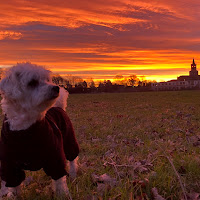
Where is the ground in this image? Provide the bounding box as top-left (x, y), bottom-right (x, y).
top-left (1, 90), bottom-right (200, 199)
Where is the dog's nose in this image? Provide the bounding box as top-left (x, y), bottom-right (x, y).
top-left (52, 86), bottom-right (60, 93)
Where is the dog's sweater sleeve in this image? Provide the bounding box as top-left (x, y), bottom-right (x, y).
top-left (46, 107), bottom-right (80, 161)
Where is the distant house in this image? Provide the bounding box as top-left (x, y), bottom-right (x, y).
top-left (151, 59), bottom-right (200, 91)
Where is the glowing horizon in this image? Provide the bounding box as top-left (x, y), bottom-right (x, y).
top-left (0, 0), bottom-right (200, 82)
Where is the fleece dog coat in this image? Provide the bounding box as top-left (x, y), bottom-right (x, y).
top-left (0, 107), bottom-right (79, 187)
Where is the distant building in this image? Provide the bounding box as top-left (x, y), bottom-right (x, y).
top-left (178, 59), bottom-right (200, 81)
top-left (151, 59), bottom-right (200, 91)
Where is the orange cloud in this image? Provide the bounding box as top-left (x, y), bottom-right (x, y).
top-left (0, 31), bottom-right (22, 40)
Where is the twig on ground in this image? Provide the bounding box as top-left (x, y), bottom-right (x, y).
top-left (156, 144), bottom-right (188, 200)
top-left (104, 161), bottom-right (135, 168)
top-left (165, 155), bottom-right (187, 200)
top-left (107, 158), bottom-right (122, 181)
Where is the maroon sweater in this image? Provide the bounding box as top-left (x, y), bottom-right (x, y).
top-left (0, 107), bottom-right (79, 187)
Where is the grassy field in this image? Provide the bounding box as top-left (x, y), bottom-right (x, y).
top-left (1, 90), bottom-right (200, 199)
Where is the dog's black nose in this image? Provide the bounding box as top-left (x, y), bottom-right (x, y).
top-left (52, 86), bottom-right (60, 93)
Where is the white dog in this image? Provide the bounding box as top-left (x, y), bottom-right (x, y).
top-left (0, 63), bottom-right (79, 199)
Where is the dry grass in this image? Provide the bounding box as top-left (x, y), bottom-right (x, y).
top-left (1, 90), bottom-right (200, 199)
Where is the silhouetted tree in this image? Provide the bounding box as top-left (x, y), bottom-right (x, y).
top-left (82, 81), bottom-right (87, 88)
top-left (138, 80), bottom-right (142, 87)
top-left (52, 75), bottom-right (62, 85)
top-left (89, 80), bottom-right (95, 88)
top-left (98, 81), bottom-right (104, 92)
top-left (114, 74), bottom-right (123, 84)
top-left (52, 74), bottom-right (70, 87)
top-left (106, 80), bottom-right (113, 92)
top-left (114, 74), bottom-right (127, 86)
top-left (127, 75), bottom-right (139, 86)
top-left (98, 80), bottom-right (113, 92)
top-left (87, 78), bottom-right (95, 88)
top-left (66, 83), bottom-right (72, 90)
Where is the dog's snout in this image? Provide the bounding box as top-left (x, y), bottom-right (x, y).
top-left (50, 86), bottom-right (60, 99)
top-left (52, 86), bottom-right (60, 93)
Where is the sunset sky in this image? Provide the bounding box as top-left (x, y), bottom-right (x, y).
top-left (1, 0), bottom-right (200, 82)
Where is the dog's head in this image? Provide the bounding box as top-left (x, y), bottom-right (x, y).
top-left (0, 62), bottom-right (60, 112)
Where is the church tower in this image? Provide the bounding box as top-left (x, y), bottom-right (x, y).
top-left (189, 58), bottom-right (198, 77)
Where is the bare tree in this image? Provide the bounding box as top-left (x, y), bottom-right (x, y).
top-left (52, 74), bottom-right (64, 85)
top-left (127, 74), bottom-right (139, 86)
top-left (87, 78), bottom-right (95, 88)
top-left (114, 74), bottom-right (125, 85)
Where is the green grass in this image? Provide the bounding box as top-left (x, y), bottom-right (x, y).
top-left (1, 90), bottom-right (200, 199)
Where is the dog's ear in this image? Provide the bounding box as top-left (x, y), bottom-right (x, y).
top-left (15, 72), bottom-right (20, 78)
top-left (0, 75), bottom-right (22, 99)
top-left (15, 72), bottom-right (22, 80)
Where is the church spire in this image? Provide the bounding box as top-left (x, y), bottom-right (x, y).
top-left (193, 58), bottom-right (196, 65)
top-left (191, 58), bottom-right (196, 68)
top-left (190, 58), bottom-right (198, 77)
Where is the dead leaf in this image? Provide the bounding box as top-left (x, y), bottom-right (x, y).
top-left (186, 192), bottom-right (200, 200)
top-left (91, 173), bottom-right (117, 187)
top-left (187, 135), bottom-right (200, 146)
top-left (135, 193), bottom-right (147, 200)
top-left (135, 139), bottom-right (144, 147)
top-left (134, 161), bottom-right (148, 173)
top-left (116, 114), bottom-right (124, 118)
top-left (150, 171), bottom-right (157, 178)
top-left (152, 187), bottom-right (166, 200)
top-left (97, 183), bottom-right (111, 195)
top-left (176, 111), bottom-right (183, 119)
top-left (193, 141), bottom-right (200, 147)
top-left (132, 178), bottom-right (149, 188)
top-left (128, 155), bottom-right (135, 163)
top-left (99, 174), bottom-right (117, 186)
top-left (178, 166), bottom-right (187, 175)
top-left (91, 138), bottom-right (101, 142)
top-left (104, 149), bottom-right (116, 159)
top-left (91, 173), bottom-right (100, 183)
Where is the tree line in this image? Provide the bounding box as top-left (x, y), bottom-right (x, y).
top-left (52, 74), bottom-right (155, 94)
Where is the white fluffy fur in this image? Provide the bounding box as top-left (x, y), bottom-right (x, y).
top-left (52, 176), bottom-right (71, 199)
top-left (54, 87), bottom-right (69, 110)
top-left (69, 157), bottom-right (78, 179)
top-left (0, 63), bottom-right (77, 198)
top-left (0, 62), bottom-right (67, 131)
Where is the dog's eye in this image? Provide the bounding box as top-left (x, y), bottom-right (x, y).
top-left (28, 79), bottom-right (39, 88)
